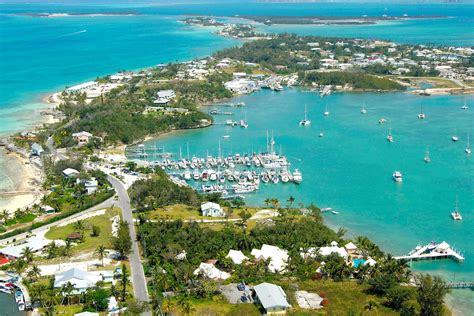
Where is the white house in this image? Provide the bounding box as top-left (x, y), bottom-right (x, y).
top-left (77, 177), bottom-right (99, 195)
top-left (72, 131), bottom-right (93, 145)
top-left (0, 236), bottom-right (51, 260)
top-left (318, 241), bottom-right (348, 259)
top-left (31, 143), bottom-right (44, 156)
top-left (254, 282), bottom-right (291, 315)
top-left (62, 168), bottom-right (80, 178)
top-left (226, 250), bottom-right (249, 265)
top-left (251, 244), bottom-right (289, 273)
top-left (155, 90), bottom-right (176, 104)
top-left (201, 202), bottom-right (225, 217)
top-left (193, 262), bottom-right (230, 280)
top-left (54, 268), bottom-right (102, 294)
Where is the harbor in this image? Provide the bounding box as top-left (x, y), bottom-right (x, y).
top-left (128, 133), bottom-right (303, 196)
top-left (395, 241), bottom-right (465, 263)
top-left (0, 273), bottom-right (30, 312)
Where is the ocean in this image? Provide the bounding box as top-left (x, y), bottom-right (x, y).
top-left (0, 1), bottom-right (473, 314)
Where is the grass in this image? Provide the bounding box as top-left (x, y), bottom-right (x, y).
top-left (144, 204), bottom-right (262, 221)
top-left (278, 279), bottom-right (399, 316)
top-left (4, 213), bottom-right (37, 226)
top-left (406, 77), bottom-right (460, 89)
top-left (169, 295), bottom-right (261, 316)
top-left (45, 207), bottom-right (120, 255)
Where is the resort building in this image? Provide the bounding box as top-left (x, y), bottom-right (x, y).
top-left (201, 202), bottom-right (226, 217)
top-left (226, 250), bottom-right (249, 265)
top-left (72, 131), bottom-right (93, 145)
top-left (318, 241), bottom-right (349, 259)
top-left (193, 262), bottom-right (230, 280)
top-left (254, 282), bottom-right (291, 315)
top-left (251, 244), bottom-right (289, 273)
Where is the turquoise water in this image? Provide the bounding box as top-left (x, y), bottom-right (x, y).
top-left (0, 293), bottom-right (23, 316)
top-left (0, 1), bottom-right (473, 313)
top-left (139, 89), bottom-right (473, 312)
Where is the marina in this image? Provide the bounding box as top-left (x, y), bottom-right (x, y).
top-left (395, 241), bottom-right (465, 263)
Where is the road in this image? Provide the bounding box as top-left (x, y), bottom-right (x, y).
top-left (0, 196), bottom-right (114, 247)
top-left (107, 175), bottom-right (151, 314)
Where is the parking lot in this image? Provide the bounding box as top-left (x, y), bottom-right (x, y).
top-left (219, 283), bottom-right (254, 304)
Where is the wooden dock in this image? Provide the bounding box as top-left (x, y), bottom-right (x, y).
top-left (446, 281), bottom-right (474, 289)
top-left (394, 241), bottom-right (464, 263)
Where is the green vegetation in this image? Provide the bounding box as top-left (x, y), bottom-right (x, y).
top-left (111, 220), bottom-right (132, 259)
top-left (300, 71), bottom-right (404, 90)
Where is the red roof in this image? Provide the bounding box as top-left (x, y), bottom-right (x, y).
top-left (0, 256), bottom-right (9, 266)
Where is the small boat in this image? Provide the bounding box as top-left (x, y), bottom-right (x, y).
top-left (378, 118), bottom-right (386, 124)
top-left (424, 149), bottom-right (431, 163)
top-left (323, 104), bottom-right (330, 116)
top-left (222, 135), bottom-right (231, 138)
top-left (272, 175), bottom-right (280, 184)
top-left (418, 105), bottom-right (426, 119)
top-left (219, 175), bottom-right (226, 183)
top-left (261, 174), bottom-right (270, 183)
top-left (209, 172), bottom-right (218, 181)
top-left (321, 207), bottom-right (332, 212)
top-left (466, 134), bottom-right (472, 155)
top-left (331, 210), bottom-right (339, 215)
top-left (452, 135), bottom-right (459, 142)
top-left (392, 171), bottom-right (403, 183)
top-left (299, 104), bottom-right (311, 126)
top-left (461, 100), bottom-right (469, 110)
top-left (387, 122), bottom-right (394, 142)
top-left (319, 132), bottom-right (324, 138)
top-left (183, 171), bottom-right (191, 181)
top-left (193, 172), bottom-right (200, 180)
top-left (451, 196), bottom-right (462, 221)
top-left (293, 169), bottom-right (303, 184)
top-left (361, 103), bottom-right (367, 114)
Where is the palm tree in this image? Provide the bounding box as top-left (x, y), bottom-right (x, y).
top-left (46, 242), bottom-right (58, 259)
top-left (364, 300), bottom-right (379, 312)
top-left (287, 196), bottom-right (295, 207)
top-left (95, 245), bottom-right (108, 266)
top-left (0, 209), bottom-right (9, 223)
top-left (270, 198), bottom-right (280, 209)
top-left (264, 198), bottom-right (271, 207)
top-left (27, 265), bottom-right (41, 282)
top-left (20, 246), bottom-right (34, 263)
top-left (73, 220), bottom-right (86, 239)
top-left (61, 282), bottom-right (75, 305)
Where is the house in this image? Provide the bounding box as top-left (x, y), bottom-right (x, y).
top-left (31, 143), bottom-right (44, 156)
top-left (0, 236), bottom-right (51, 260)
top-left (344, 242), bottom-right (358, 255)
top-left (54, 268), bottom-right (102, 293)
top-left (318, 241), bottom-right (348, 259)
top-left (155, 90), bottom-right (176, 104)
top-left (226, 250), bottom-right (249, 265)
top-left (201, 202), bottom-right (225, 217)
top-left (224, 78), bottom-right (258, 94)
top-left (62, 168), bottom-right (80, 178)
top-left (251, 244), bottom-right (288, 273)
top-left (72, 131), bottom-right (93, 145)
top-left (193, 262), bottom-right (230, 280)
top-left (77, 177), bottom-right (99, 195)
top-left (41, 205), bottom-right (55, 214)
top-left (254, 282), bottom-right (291, 315)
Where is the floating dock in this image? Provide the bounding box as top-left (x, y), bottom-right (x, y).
top-left (394, 241), bottom-right (464, 263)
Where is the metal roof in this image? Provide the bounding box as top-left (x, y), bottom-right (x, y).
top-left (254, 282), bottom-right (291, 310)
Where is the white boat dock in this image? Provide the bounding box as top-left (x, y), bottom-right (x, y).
top-left (394, 241), bottom-right (464, 263)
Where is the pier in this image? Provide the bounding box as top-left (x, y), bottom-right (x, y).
top-left (395, 241), bottom-right (464, 263)
top-left (445, 281), bottom-right (474, 289)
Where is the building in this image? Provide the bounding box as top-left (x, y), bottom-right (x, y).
top-left (62, 168), bottom-right (80, 178)
top-left (193, 262), bottom-right (230, 280)
top-left (251, 244), bottom-right (288, 273)
top-left (226, 250), bottom-right (249, 265)
top-left (66, 81), bottom-right (98, 93)
top-left (54, 268), bottom-right (102, 294)
top-left (77, 177), bottom-right (99, 195)
top-left (318, 241), bottom-right (348, 259)
top-left (254, 282), bottom-right (291, 315)
top-left (31, 143), bottom-right (44, 156)
top-left (155, 90), bottom-right (176, 104)
top-left (201, 202), bottom-right (225, 217)
top-left (224, 78), bottom-right (258, 94)
top-left (0, 236), bottom-right (51, 260)
top-left (72, 131), bottom-right (93, 145)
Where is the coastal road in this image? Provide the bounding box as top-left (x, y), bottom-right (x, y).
top-left (107, 175), bottom-right (151, 314)
top-left (0, 196), bottom-right (114, 246)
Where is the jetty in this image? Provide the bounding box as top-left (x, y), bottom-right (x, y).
top-left (445, 281), bottom-right (474, 289)
top-left (395, 241), bottom-right (464, 263)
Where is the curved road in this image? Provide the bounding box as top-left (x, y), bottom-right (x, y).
top-left (107, 175), bottom-right (151, 314)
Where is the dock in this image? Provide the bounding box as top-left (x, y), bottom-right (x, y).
top-left (394, 241), bottom-right (464, 263)
top-left (445, 281), bottom-right (474, 289)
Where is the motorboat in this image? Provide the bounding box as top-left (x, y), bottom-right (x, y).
top-left (319, 132), bottom-right (324, 137)
top-left (387, 123), bottom-right (394, 142)
top-left (392, 171), bottom-right (403, 183)
top-left (292, 169), bottom-right (303, 184)
top-left (452, 135), bottom-right (459, 142)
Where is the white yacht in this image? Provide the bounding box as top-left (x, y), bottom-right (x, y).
top-left (319, 131), bottom-right (324, 138)
top-left (299, 104), bottom-right (311, 126)
top-left (452, 135), bottom-right (459, 142)
top-left (424, 149), bottom-right (431, 163)
top-left (323, 104), bottom-right (330, 116)
top-left (392, 171), bottom-right (403, 183)
top-left (418, 105), bottom-right (425, 119)
top-left (293, 169), bottom-right (303, 184)
top-left (451, 197), bottom-right (463, 221)
top-left (361, 103), bottom-right (367, 114)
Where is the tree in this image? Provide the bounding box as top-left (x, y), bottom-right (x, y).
top-left (73, 220), bottom-right (87, 238)
top-left (27, 265), bottom-right (41, 282)
top-left (385, 286), bottom-right (413, 310)
top-left (95, 245), bottom-right (108, 266)
top-left (20, 246), bottom-right (34, 263)
top-left (363, 300), bottom-right (379, 312)
top-left (91, 225), bottom-right (101, 237)
top-left (126, 299), bottom-right (150, 314)
top-left (287, 196), bottom-right (295, 207)
top-left (368, 274), bottom-right (396, 296)
top-left (415, 274), bottom-right (450, 316)
top-left (120, 263), bottom-right (130, 301)
top-left (60, 281), bottom-right (75, 305)
top-left (0, 209), bottom-right (9, 223)
top-left (111, 220), bottom-right (132, 259)
top-left (238, 210), bottom-right (251, 226)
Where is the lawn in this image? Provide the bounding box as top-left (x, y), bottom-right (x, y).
top-left (279, 279), bottom-right (399, 316)
top-left (168, 295), bottom-right (261, 316)
top-left (45, 207), bottom-right (120, 254)
top-left (4, 213), bottom-right (37, 226)
top-left (144, 204), bottom-right (261, 221)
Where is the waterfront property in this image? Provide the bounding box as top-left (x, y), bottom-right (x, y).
top-left (394, 241), bottom-right (465, 263)
top-left (201, 202), bottom-right (226, 217)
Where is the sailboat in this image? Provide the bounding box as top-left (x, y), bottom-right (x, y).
top-left (323, 104), bottom-right (330, 116)
top-left (466, 134), bottom-right (472, 155)
top-left (361, 103), bottom-right (367, 114)
top-left (418, 105), bottom-right (426, 119)
top-left (451, 196), bottom-right (462, 221)
top-left (240, 111), bottom-right (249, 128)
top-left (452, 129), bottom-right (459, 142)
top-left (387, 122), bottom-right (394, 142)
top-left (424, 148), bottom-right (431, 163)
top-left (299, 104), bottom-right (311, 126)
top-left (461, 99), bottom-right (469, 110)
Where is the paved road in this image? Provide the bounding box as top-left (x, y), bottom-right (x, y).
top-left (107, 175), bottom-right (151, 314)
top-left (0, 197), bottom-right (114, 246)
